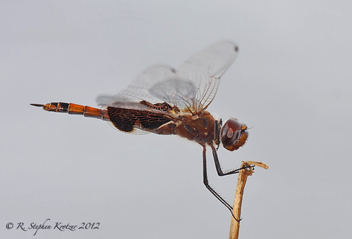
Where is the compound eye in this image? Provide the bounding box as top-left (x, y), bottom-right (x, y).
top-left (226, 126), bottom-right (241, 142)
top-left (221, 119), bottom-right (248, 151)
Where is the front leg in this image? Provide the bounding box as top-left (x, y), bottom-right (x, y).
top-left (210, 144), bottom-right (251, 176)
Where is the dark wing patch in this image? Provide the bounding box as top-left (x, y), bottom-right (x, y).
top-left (139, 100), bottom-right (180, 113)
top-left (107, 106), bottom-right (172, 133)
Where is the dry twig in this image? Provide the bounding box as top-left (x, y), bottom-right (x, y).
top-left (229, 161), bottom-right (269, 239)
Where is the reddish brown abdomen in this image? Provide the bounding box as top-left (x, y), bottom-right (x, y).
top-left (35, 102), bottom-right (109, 120)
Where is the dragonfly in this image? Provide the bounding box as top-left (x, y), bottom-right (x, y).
top-left (31, 41), bottom-right (249, 219)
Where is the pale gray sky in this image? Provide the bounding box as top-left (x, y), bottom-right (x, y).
top-left (1, 1), bottom-right (352, 238)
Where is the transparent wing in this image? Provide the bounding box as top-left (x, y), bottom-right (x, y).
top-left (176, 41), bottom-right (239, 111)
top-left (97, 65), bottom-right (182, 106)
top-left (97, 41), bottom-right (238, 113)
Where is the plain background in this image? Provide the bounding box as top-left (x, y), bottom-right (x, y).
top-left (1, 1), bottom-right (352, 238)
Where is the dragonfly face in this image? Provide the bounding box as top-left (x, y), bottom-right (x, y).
top-left (221, 118), bottom-right (248, 151)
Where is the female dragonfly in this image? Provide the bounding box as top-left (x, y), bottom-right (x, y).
top-left (31, 41), bottom-right (249, 218)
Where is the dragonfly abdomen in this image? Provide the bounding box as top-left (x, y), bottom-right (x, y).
top-left (30, 102), bottom-right (109, 120)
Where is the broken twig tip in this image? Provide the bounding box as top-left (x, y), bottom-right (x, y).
top-left (229, 160), bottom-right (269, 239)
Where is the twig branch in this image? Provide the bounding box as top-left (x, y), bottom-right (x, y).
top-left (229, 161), bottom-right (269, 239)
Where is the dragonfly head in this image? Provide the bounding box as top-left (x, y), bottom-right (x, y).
top-left (221, 118), bottom-right (248, 151)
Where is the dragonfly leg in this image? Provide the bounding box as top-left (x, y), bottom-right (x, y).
top-left (202, 146), bottom-right (240, 221)
top-left (210, 144), bottom-right (252, 176)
